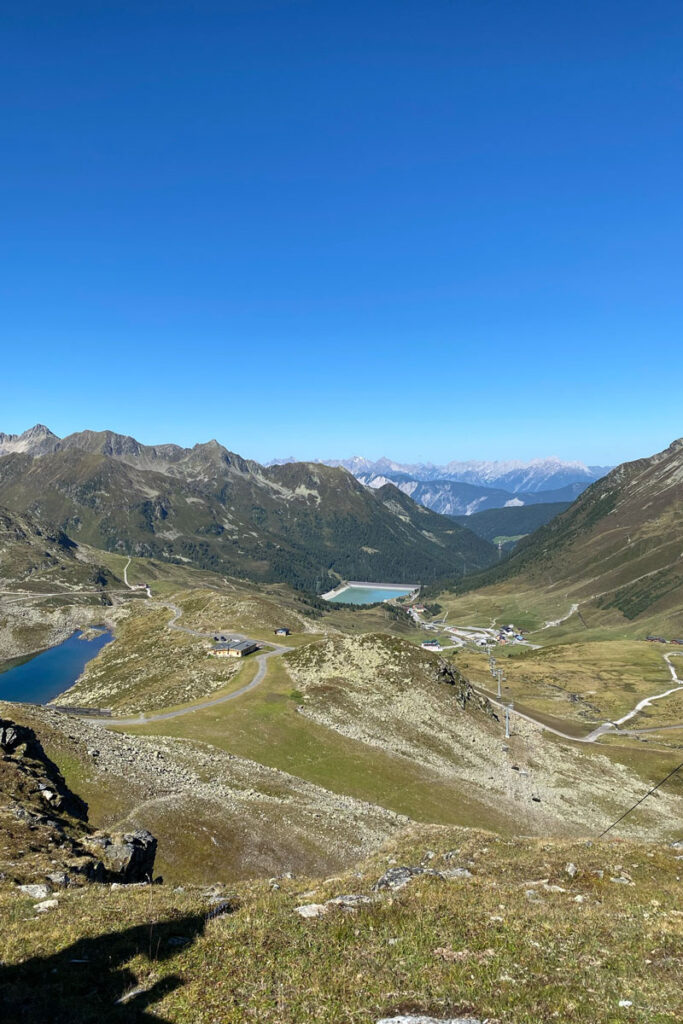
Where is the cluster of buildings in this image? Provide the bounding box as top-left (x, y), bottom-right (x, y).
top-left (496, 624), bottom-right (526, 645)
top-left (208, 627), bottom-right (292, 659)
top-left (646, 635), bottom-right (683, 645)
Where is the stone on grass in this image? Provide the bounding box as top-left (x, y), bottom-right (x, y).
top-left (372, 866), bottom-right (443, 892)
top-left (325, 894), bottom-right (374, 909)
top-left (18, 884), bottom-right (50, 899)
top-left (46, 871), bottom-right (69, 888)
top-left (205, 899), bottom-right (240, 922)
top-left (295, 903), bottom-right (328, 919)
top-left (441, 868), bottom-right (472, 880)
top-left (34, 899), bottom-right (58, 913)
top-left (376, 1017), bottom-right (483, 1023)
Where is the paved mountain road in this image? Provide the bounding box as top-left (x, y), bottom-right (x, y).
top-left (93, 640), bottom-right (291, 727)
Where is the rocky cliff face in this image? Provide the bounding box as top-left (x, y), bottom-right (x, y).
top-left (0, 717), bottom-right (157, 888)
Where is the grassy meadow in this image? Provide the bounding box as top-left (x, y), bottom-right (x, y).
top-left (1, 826), bottom-right (681, 1024)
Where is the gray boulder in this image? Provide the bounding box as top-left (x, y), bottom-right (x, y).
top-left (372, 866), bottom-right (443, 892)
top-left (441, 868), bottom-right (472, 880)
top-left (84, 829), bottom-right (157, 883)
top-left (18, 883), bottom-right (51, 899)
top-left (34, 899), bottom-right (59, 913)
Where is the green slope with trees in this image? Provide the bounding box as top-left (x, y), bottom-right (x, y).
top-left (435, 438), bottom-right (683, 625)
top-left (0, 431), bottom-right (496, 592)
top-left (452, 501), bottom-right (571, 547)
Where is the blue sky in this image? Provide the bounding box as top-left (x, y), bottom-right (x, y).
top-left (1, 1), bottom-right (682, 465)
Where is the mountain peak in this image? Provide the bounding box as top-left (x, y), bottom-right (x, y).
top-left (0, 424), bottom-right (61, 456)
top-left (23, 423), bottom-right (57, 440)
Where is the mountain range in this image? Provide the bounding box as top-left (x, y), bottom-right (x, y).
top-left (0, 504), bottom-right (114, 591)
top-left (0, 426), bottom-right (496, 591)
top-left (354, 472), bottom-right (587, 517)
top-left (268, 454), bottom-right (611, 522)
top-left (271, 454), bottom-right (612, 493)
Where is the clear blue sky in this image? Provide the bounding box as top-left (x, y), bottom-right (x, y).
top-left (1, 1), bottom-right (682, 465)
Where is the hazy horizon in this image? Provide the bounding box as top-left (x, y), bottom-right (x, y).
top-left (0, 418), bottom-right (668, 470)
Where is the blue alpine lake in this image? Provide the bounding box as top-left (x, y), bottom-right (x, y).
top-left (0, 629), bottom-right (113, 705)
top-left (326, 585), bottom-right (416, 605)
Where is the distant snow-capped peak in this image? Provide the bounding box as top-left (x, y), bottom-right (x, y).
top-left (313, 454), bottom-right (607, 493)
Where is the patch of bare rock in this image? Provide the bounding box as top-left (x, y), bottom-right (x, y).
top-left (0, 716), bottom-right (158, 889)
top-left (377, 1017), bottom-right (484, 1023)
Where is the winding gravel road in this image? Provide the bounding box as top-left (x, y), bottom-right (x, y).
top-left (473, 651), bottom-right (683, 743)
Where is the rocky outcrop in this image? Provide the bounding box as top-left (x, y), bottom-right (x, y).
top-left (435, 660), bottom-right (498, 718)
top-left (0, 717), bottom-right (88, 820)
top-left (83, 830), bottom-right (158, 883)
top-left (0, 716), bottom-right (157, 887)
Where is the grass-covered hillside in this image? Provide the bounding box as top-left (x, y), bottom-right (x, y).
top-left (1, 822), bottom-right (681, 1023)
top-left (432, 438), bottom-right (683, 643)
top-left (1, 435), bottom-right (681, 1023)
top-left (0, 506), bottom-right (124, 660)
top-left (0, 429), bottom-right (496, 592)
top-left (4, 701), bottom-right (408, 886)
top-left (82, 621), bottom-right (681, 844)
top-left (0, 505), bottom-right (115, 594)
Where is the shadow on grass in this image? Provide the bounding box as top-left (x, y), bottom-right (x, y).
top-left (0, 911), bottom-right (207, 1022)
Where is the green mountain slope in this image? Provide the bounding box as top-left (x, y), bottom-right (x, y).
top-left (453, 501), bottom-right (571, 546)
top-left (452, 438), bottom-right (683, 621)
top-left (0, 505), bottom-right (115, 592)
top-left (0, 504), bottom-right (123, 662)
top-left (0, 430), bottom-right (496, 591)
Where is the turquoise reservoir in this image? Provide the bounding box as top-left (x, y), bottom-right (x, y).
top-left (0, 629), bottom-right (113, 705)
top-left (326, 586), bottom-right (415, 605)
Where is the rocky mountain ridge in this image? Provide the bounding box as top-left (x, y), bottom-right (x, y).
top-left (276, 453), bottom-right (612, 493)
top-left (0, 504), bottom-right (117, 593)
top-left (0, 426), bottom-right (497, 591)
top-left (357, 472), bottom-right (586, 517)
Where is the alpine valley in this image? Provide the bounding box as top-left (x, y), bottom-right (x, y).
top-left (1, 427), bottom-right (681, 1024)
